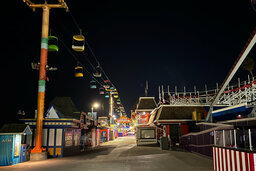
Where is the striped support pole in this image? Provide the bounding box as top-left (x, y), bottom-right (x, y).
top-left (31, 6), bottom-right (49, 153)
top-left (213, 146), bottom-right (256, 171)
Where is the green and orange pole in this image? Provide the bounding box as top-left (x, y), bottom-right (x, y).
top-left (31, 6), bottom-right (49, 153)
top-left (23, 1), bottom-right (68, 154)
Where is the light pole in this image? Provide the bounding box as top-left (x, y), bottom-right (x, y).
top-left (91, 103), bottom-right (99, 119)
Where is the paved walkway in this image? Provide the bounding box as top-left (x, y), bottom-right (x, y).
top-left (0, 136), bottom-right (213, 171)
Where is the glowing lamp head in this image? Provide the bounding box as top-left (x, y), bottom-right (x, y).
top-left (93, 103), bottom-right (99, 108)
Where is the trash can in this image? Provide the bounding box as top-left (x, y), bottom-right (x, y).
top-left (160, 137), bottom-right (169, 150)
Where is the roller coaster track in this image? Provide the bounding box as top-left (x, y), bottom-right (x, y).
top-left (159, 28), bottom-right (256, 122)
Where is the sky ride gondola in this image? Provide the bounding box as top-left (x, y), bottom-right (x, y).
top-left (110, 87), bottom-right (115, 91)
top-left (105, 92), bottom-right (110, 98)
top-left (93, 72), bottom-right (101, 77)
top-left (48, 36), bottom-right (59, 52)
top-left (113, 92), bottom-right (118, 98)
top-left (72, 34), bottom-right (85, 52)
top-left (90, 80), bottom-right (97, 89)
top-left (104, 80), bottom-right (110, 83)
top-left (99, 87), bottom-right (105, 95)
top-left (93, 66), bottom-right (102, 77)
top-left (103, 84), bottom-right (110, 89)
top-left (74, 65), bottom-right (83, 77)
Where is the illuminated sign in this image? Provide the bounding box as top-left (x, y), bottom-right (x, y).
top-left (14, 135), bottom-right (21, 157)
top-left (116, 117), bottom-right (132, 123)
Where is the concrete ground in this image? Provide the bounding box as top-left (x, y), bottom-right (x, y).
top-left (0, 136), bottom-right (213, 171)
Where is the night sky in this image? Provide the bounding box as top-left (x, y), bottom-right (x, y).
top-left (2, 0), bottom-right (256, 126)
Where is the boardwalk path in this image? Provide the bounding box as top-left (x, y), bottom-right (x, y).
top-left (0, 136), bottom-right (213, 171)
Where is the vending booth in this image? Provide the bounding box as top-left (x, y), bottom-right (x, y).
top-left (0, 124), bottom-right (32, 166)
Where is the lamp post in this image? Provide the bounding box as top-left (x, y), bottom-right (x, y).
top-left (91, 103), bottom-right (99, 119)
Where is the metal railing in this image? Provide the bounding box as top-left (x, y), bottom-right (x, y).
top-left (159, 76), bottom-right (256, 106)
top-left (180, 131), bottom-right (214, 157)
top-left (214, 128), bottom-right (256, 151)
top-left (180, 123), bottom-right (234, 157)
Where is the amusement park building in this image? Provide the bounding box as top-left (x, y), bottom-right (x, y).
top-left (131, 97), bottom-right (157, 125)
top-left (21, 97), bottom-right (100, 158)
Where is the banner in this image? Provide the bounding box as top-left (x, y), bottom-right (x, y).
top-left (116, 117), bottom-right (132, 123)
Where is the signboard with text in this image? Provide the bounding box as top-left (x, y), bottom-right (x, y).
top-left (116, 117), bottom-right (132, 123)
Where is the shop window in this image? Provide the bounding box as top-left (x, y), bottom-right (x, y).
top-left (140, 129), bottom-right (155, 139)
top-left (65, 130), bottom-right (72, 147)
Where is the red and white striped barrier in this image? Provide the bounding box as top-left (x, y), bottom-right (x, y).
top-left (213, 146), bottom-right (256, 171)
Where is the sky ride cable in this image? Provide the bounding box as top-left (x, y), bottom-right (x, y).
top-left (56, 33), bottom-right (104, 87)
top-left (66, 5), bottom-right (125, 113)
top-left (67, 7), bottom-right (81, 33)
top-left (84, 38), bottom-right (116, 88)
top-left (67, 5), bottom-right (116, 89)
top-left (60, 33), bottom-right (125, 113)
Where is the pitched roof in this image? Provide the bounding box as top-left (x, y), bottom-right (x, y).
top-left (148, 108), bottom-right (160, 125)
top-left (0, 124), bottom-right (32, 134)
top-left (136, 97), bottom-right (157, 110)
top-left (131, 99), bottom-right (139, 112)
top-left (155, 105), bottom-right (207, 121)
top-left (48, 97), bottom-right (80, 120)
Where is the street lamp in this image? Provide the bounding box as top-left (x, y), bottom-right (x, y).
top-left (91, 102), bottom-right (100, 119)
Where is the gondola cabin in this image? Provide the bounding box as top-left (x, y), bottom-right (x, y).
top-left (75, 66), bottom-right (83, 77)
top-left (113, 92), bottom-right (118, 98)
top-left (105, 92), bottom-right (110, 98)
top-left (93, 72), bottom-right (101, 77)
top-left (110, 87), bottom-right (116, 91)
top-left (99, 88), bottom-right (105, 95)
top-left (93, 66), bottom-right (101, 77)
top-left (72, 35), bottom-right (85, 52)
top-left (90, 80), bottom-right (97, 89)
top-left (103, 84), bottom-right (110, 89)
top-left (48, 36), bottom-right (59, 52)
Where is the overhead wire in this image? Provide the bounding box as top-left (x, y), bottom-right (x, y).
top-left (67, 5), bottom-right (116, 89)
top-left (62, 5), bottom-right (126, 114)
top-left (53, 29), bottom-right (104, 87)
top-left (68, 7), bottom-right (81, 32)
top-left (66, 6), bottom-right (99, 72)
top-left (84, 39), bottom-right (116, 88)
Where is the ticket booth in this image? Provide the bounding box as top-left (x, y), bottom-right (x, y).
top-left (0, 124), bottom-right (32, 166)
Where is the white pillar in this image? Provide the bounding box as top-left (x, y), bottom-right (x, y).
top-left (234, 129), bottom-right (237, 148)
top-left (214, 130), bottom-right (216, 146)
top-left (223, 130), bottom-right (225, 147)
top-left (230, 130), bottom-right (232, 146)
top-left (249, 129), bottom-right (252, 151)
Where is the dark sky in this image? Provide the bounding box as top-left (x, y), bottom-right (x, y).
top-left (2, 0), bottom-right (256, 125)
